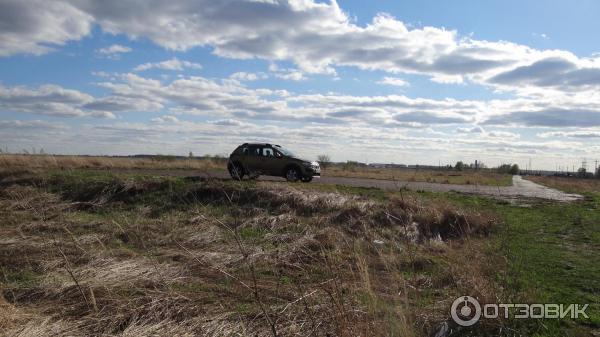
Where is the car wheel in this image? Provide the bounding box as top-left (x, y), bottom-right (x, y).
top-left (229, 163), bottom-right (244, 181)
top-left (301, 176), bottom-right (313, 183)
top-left (285, 167), bottom-right (300, 182)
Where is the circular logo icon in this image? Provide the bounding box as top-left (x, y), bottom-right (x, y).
top-left (451, 296), bottom-right (481, 326)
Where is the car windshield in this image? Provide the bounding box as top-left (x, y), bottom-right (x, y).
top-left (276, 146), bottom-right (295, 157)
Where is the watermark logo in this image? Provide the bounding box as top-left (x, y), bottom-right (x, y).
top-left (451, 296), bottom-right (481, 326)
top-left (451, 296), bottom-right (589, 326)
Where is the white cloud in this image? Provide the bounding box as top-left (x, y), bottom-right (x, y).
top-left (0, 0), bottom-right (92, 56)
top-left (430, 74), bottom-right (464, 84)
top-left (483, 108), bottom-right (600, 127)
top-left (208, 118), bottom-right (247, 126)
top-left (487, 130), bottom-right (520, 139)
top-left (275, 70), bottom-right (306, 81)
top-left (377, 77), bottom-right (409, 87)
top-left (269, 66), bottom-right (307, 81)
top-left (96, 44), bottom-right (132, 58)
top-left (151, 115), bottom-right (179, 123)
top-left (538, 130), bottom-right (600, 138)
top-left (62, 0), bottom-right (600, 94)
top-left (456, 126), bottom-right (520, 139)
top-left (4, 0), bottom-right (600, 95)
top-left (0, 84), bottom-right (93, 117)
top-left (230, 72), bottom-right (268, 81)
top-left (3, 71), bottom-right (599, 166)
top-left (0, 119), bottom-right (67, 130)
top-left (456, 126), bottom-right (484, 133)
top-left (133, 58), bottom-right (202, 72)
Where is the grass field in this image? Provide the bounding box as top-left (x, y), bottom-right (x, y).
top-left (323, 165), bottom-right (513, 186)
top-left (0, 168), bottom-right (597, 336)
top-left (0, 154), bottom-right (513, 186)
top-left (0, 154), bottom-right (226, 171)
top-left (525, 175), bottom-right (600, 194)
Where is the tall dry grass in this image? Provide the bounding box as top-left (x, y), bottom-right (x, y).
top-left (525, 175), bottom-right (600, 194)
top-left (323, 165), bottom-right (513, 186)
top-left (0, 154), bottom-right (226, 171)
top-left (0, 170), bottom-right (504, 336)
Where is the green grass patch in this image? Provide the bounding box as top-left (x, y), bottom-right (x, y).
top-left (419, 192), bottom-right (600, 336)
top-left (238, 227), bottom-right (268, 241)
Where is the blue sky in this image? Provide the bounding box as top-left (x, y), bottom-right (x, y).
top-left (1, 0), bottom-right (600, 170)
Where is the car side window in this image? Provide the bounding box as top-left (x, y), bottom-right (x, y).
top-left (241, 147), bottom-right (248, 155)
top-left (262, 147), bottom-right (274, 157)
top-left (248, 146), bottom-right (260, 156)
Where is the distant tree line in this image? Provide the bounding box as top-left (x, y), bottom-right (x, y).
top-left (454, 161), bottom-right (519, 175)
top-left (496, 163), bottom-right (520, 175)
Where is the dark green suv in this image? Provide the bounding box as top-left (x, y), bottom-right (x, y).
top-left (228, 143), bottom-right (320, 182)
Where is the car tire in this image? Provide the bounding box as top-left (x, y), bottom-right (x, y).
top-left (228, 162), bottom-right (244, 181)
top-left (285, 167), bottom-right (300, 182)
top-left (301, 176), bottom-right (313, 183)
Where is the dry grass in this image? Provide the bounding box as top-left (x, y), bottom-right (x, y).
top-left (0, 154), bottom-right (226, 171)
top-left (525, 175), bottom-right (600, 194)
top-left (323, 165), bottom-right (512, 186)
top-left (0, 170), bottom-right (504, 336)
top-left (1, 154), bottom-right (513, 186)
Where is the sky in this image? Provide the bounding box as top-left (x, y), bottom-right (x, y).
top-left (1, 0), bottom-right (600, 170)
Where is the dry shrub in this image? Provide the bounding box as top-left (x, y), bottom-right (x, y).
top-left (381, 196), bottom-right (499, 242)
top-left (185, 182), bottom-right (374, 217)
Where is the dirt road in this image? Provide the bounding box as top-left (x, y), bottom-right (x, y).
top-left (299, 174), bottom-right (580, 202)
top-left (109, 169), bottom-right (581, 202)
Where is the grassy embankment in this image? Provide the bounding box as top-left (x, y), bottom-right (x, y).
top-left (0, 168), bottom-right (597, 336)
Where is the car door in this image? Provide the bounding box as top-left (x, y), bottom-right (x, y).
top-left (259, 146), bottom-right (278, 175)
top-left (244, 145), bottom-right (261, 173)
top-left (271, 149), bottom-right (287, 176)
